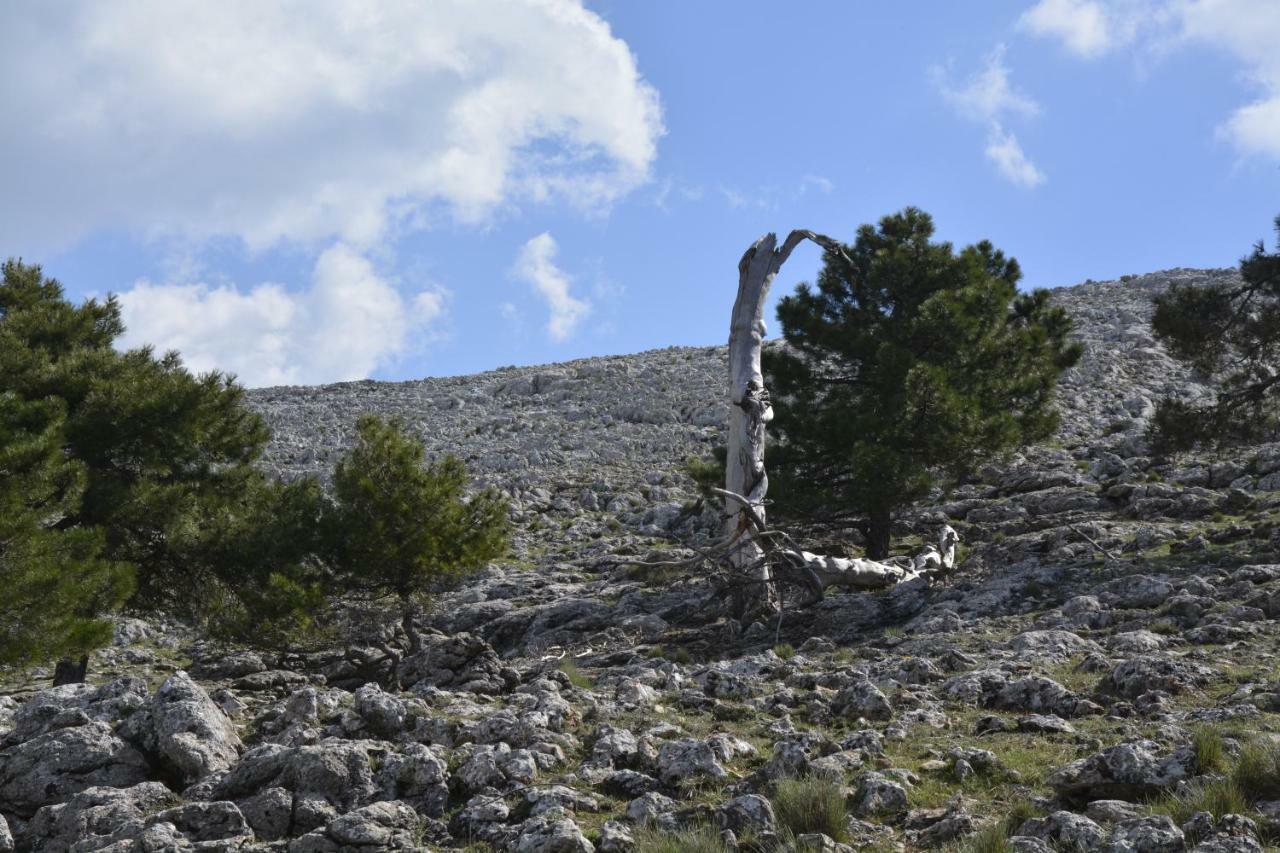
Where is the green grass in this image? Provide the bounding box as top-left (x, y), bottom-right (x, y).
top-left (655, 645), bottom-right (696, 666)
top-left (955, 822), bottom-right (1011, 853)
top-left (773, 643), bottom-right (796, 660)
top-left (1150, 736), bottom-right (1280, 827)
top-left (1191, 725), bottom-right (1227, 774)
top-left (1229, 738), bottom-right (1280, 802)
top-left (632, 825), bottom-right (724, 853)
top-left (558, 658), bottom-right (594, 690)
top-left (952, 801), bottom-right (1041, 853)
top-left (1152, 777), bottom-right (1249, 826)
top-left (772, 776), bottom-right (849, 842)
top-left (1042, 656), bottom-right (1101, 694)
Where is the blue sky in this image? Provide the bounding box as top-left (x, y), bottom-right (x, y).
top-left (3, 1), bottom-right (1278, 386)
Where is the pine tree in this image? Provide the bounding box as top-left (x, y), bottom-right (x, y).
top-left (0, 392), bottom-right (132, 668)
top-left (1149, 215), bottom-right (1280, 452)
top-left (332, 415), bottom-right (509, 659)
top-left (0, 259), bottom-right (301, 679)
top-left (763, 208), bottom-right (1082, 558)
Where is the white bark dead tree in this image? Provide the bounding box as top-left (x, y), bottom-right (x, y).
top-left (724, 231), bottom-right (914, 620)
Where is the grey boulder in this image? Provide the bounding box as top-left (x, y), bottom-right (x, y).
top-left (0, 721), bottom-right (150, 818)
top-left (150, 671), bottom-right (243, 785)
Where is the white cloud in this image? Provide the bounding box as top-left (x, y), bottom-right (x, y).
top-left (937, 45), bottom-right (1041, 123)
top-left (116, 244), bottom-right (447, 387)
top-left (513, 233), bottom-right (591, 341)
top-left (1176, 0), bottom-right (1280, 159)
top-left (936, 46), bottom-right (1046, 188)
top-left (800, 175), bottom-right (836, 195)
top-left (0, 0), bottom-right (664, 252)
top-left (1018, 0), bottom-right (1280, 161)
top-left (1018, 0), bottom-right (1114, 57)
top-left (985, 125), bottom-right (1048, 188)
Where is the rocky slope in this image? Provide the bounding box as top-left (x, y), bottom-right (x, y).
top-left (6, 268), bottom-right (1280, 853)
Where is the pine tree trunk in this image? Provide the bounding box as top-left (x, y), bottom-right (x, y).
top-left (402, 605), bottom-right (421, 658)
top-left (866, 508), bottom-right (893, 561)
top-left (53, 655), bottom-right (89, 686)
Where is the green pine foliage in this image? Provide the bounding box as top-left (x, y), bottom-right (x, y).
top-left (332, 414), bottom-right (509, 652)
top-left (1, 260), bottom-right (275, 609)
top-left (1, 261), bottom-right (512, 673)
top-left (0, 259), bottom-right (316, 673)
top-left (1150, 214), bottom-right (1280, 452)
top-left (0, 392), bottom-right (132, 668)
top-left (763, 208), bottom-right (1082, 557)
top-left (194, 474), bottom-right (334, 648)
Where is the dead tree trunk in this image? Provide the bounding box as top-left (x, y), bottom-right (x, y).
top-left (725, 231), bottom-right (826, 619)
top-left (724, 231), bottom-right (915, 619)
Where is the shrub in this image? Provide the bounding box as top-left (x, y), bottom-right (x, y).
top-left (684, 451), bottom-right (725, 500)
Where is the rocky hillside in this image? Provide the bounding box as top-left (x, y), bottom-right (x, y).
top-left (6, 268), bottom-right (1280, 853)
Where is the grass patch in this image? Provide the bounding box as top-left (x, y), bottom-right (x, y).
top-left (558, 658), bottom-right (594, 690)
top-left (650, 645), bottom-right (691, 666)
top-left (632, 825), bottom-right (724, 853)
top-left (953, 801), bottom-right (1041, 853)
top-left (956, 823), bottom-right (1011, 853)
top-left (1043, 656), bottom-right (1100, 694)
top-left (772, 776), bottom-right (848, 842)
top-left (1150, 736), bottom-right (1280, 827)
top-left (1230, 737), bottom-right (1280, 801)
top-left (1151, 777), bottom-right (1249, 826)
top-left (773, 643), bottom-right (796, 660)
top-left (1191, 725), bottom-right (1227, 774)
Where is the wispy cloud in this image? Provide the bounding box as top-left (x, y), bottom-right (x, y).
top-left (513, 233), bottom-right (591, 341)
top-left (652, 177), bottom-right (705, 212)
top-left (985, 124), bottom-right (1047, 188)
top-left (934, 45), bottom-right (1046, 188)
top-left (937, 45), bottom-right (1041, 123)
top-left (800, 174), bottom-right (835, 195)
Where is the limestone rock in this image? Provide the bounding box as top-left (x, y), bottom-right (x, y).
top-left (1101, 656), bottom-right (1216, 699)
top-left (397, 631), bottom-right (509, 694)
top-left (852, 771), bottom-right (908, 816)
top-left (1048, 741), bottom-right (1196, 803)
top-left (20, 783), bottom-right (176, 853)
top-left (289, 800), bottom-right (423, 852)
top-left (513, 807), bottom-right (596, 852)
top-left (1019, 811), bottom-right (1107, 850)
top-left (714, 794), bottom-right (776, 834)
top-left (151, 670), bottom-right (243, 784)
top-left (1103, 815), bottom-right (1185, 853)
top-left (0, 721), bottom-right (150, 818)
top-left (655, 739), bottom-right (727, 786)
